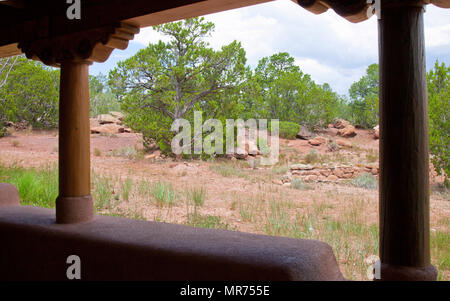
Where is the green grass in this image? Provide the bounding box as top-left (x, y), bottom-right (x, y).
top-left (120, 178), bottom-right (133, 202)
top-left (104, 206), bottom-right (145, 220)
top-left (186, 212), bottom-right (231, 230)
top-left (431, 229), bottom-right (450, 281)
top-left (188, 187), bottom-right (206, 207)
top-left (0, 163), bottom-right (58, 208)
top-left (92, 172), bottom-right (114, 210)
top-left (151, 181), bottom-right (177, 207)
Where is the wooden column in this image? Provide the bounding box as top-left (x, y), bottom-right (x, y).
top-left (378, 0), bottom-right (436, 280)
top-left (56, 61), bottom-right (94, 224)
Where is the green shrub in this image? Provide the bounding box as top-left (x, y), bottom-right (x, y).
top-left (269, 121), bottom-right (300, 140)
top-left (428, 61), bottom-right (449, 181)
top-left (352, 172), bottom-right (378, 190)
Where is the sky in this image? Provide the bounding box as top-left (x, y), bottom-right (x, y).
top-left (90, 0), bottom-right (450, 96)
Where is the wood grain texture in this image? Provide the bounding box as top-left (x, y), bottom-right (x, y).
top-left (58, 61), bottom-right (91, 197)
top-left (378, 2), bottom-right (431, 268)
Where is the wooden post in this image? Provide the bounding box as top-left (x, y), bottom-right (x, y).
top-left (56, 61), bottom-right (94, 224)
top-left (378, 0), bottom-right (436, 280)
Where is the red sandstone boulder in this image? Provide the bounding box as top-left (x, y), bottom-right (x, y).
top-left (336, 139), bottom-right (352, 148)
top-left (337, 125), bottom-right (357, 138)
top-left (333, 119), bottom-right (350, 129)
top-left (373, 125), bottom-right (380, 139)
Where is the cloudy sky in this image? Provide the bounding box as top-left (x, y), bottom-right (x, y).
top-left (91, 0), bottom-right (450, 95)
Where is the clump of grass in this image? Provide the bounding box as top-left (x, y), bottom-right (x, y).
top-left (209, 163), bottom-right (248, 179)
top-left (151, 181), bottom-right (176, 207)
top-left (264, 201), bottom-right (294, 236)
top-left (271, 165), bottom-right (289, 175)
top-left (238, 200), bottom-right (264, 223)
top-left (107, 146), bottom-right (145, 160)
top-left (186, 213), bottom-right (231, 230)
top-left (137, 179), bottom-right (152, 198)
top-left (327, 139), bottom-right (339, 152)
top-left (120, 178), bottom-right (133, 202)
top-left (291, 178), bottom-right (310, 190)
top-left (304, 149), bottom-right (320, 164)
top-left (105, 207), bottom-right (145, 220)
top-left (365, 150), bottom-right (379, 163)
top-left (189, 187), bottom-right (206, 207)
top-left (92, 173), bottom-right (114, 210)
top-left (94, 148), bottom-right (102, 157)
top-left (352, 172), bottom-right (378, 190)
top-left (11, 139), bottom-right (20, 147)
top-left (430, 229), bottom-right (449, 281)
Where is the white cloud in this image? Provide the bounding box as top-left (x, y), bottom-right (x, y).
top-left (99, 0), bottom-right (450, 95)
top-left (294, 57), bottom-right (367, 94)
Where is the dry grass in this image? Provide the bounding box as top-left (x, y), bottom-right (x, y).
top-left (1, 157), bottom-right (448, 281)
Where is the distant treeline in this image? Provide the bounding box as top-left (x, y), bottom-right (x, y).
top-left (0, 17), bottom-right (448, 180)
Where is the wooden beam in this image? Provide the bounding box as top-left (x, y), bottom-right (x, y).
top-left (378, 0), bottom-right (437, 281)
top-left (0, 43), bottom-right (21, 57)
top-left (126, 0), bottom-right (273, 27)
top-left (0, 0), bottom-right (25, 9)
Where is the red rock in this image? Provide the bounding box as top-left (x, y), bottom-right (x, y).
top-left (337, 125), bottom-right (357, 138)
top-left (304, 175), bottom-right (318, 182)
top-left (336, 139), bottom-right (352, 148)
top-left (327, 175), bottom-right (339, 181)
top-left (334, 119), bottom-right (350, 129)
top-left (272, 179), bottom-right (283, 186)
top-left (373, 125), bottom-right (380, 139)
top-left (333, 168), bottom-right (344, 178)
top-left (308, 138), bottom-right (323, 146)
top-left (320, 170), bottom-right (331, 177)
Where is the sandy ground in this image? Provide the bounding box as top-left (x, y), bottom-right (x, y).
top-left (0, 128), bottom-right (448, 280)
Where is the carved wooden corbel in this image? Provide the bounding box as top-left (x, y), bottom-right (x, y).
top-left (18, 22), bottom-right (139, 67)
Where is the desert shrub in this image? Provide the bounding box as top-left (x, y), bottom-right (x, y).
top-left (291, 179), bottom-right (310, 190)
top-left (269, 121), bottom-right (300, 140)
top-left (327, 139), bottom-right (339, 152)
top-left (352, 172), bottom-right (378, 190)
top-left (304, 149), bottom-right (320, 164)
top-left (93, 148), bottom-right (102, 157)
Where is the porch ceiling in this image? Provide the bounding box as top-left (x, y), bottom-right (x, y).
top-left (0, 0), bottom-right (448, 58)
